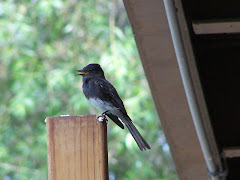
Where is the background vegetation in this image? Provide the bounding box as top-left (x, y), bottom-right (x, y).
top-left (0, 0), bottom-right (177, 179)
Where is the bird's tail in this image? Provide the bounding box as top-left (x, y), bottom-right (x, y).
top-left (125, 118), bottom-right (151, 151)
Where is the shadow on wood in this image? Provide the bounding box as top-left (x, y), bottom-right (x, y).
top-left (46, 115), bottom-right (109, 180)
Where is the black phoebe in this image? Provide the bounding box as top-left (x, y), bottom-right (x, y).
top-left (77, 63), bottom-right (151, 151)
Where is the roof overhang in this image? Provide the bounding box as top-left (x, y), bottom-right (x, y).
top-left (122, 0), bottom-right (223, 179)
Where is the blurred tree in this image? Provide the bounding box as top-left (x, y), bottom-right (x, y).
top-left (0, 0), bottom-right (177, 179)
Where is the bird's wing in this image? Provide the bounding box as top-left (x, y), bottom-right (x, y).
top-left (96, 78), bottom-right (127, 114)
top-left (106, 113), bottom-right (124, 129)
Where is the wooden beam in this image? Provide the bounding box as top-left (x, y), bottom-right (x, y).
top-left (193, 21), bottom-right (240, 34)
top-left (46, 115), bottom-right (108, 180)
top-left (223, 147), bottom-right (240, 158)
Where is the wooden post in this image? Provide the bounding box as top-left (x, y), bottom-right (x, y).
top-left (46, 115), bottom-right (109, 180)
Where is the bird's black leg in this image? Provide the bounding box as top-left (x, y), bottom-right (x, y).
top-left (97, 111), bottom-right (109, 123)
top-left (102, 110), bottom-right (109, 116)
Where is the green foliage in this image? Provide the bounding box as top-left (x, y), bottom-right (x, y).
top-left (0, 0), bottom-right (177, 179)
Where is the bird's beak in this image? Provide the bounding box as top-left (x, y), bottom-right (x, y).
top-left (76, 70), bottom-right (89, 76)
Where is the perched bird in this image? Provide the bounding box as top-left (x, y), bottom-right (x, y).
top-left (77, 63), bottom-right (151, 151)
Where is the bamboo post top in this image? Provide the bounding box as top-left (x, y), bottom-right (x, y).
top-left (46, 115), bottom-right (109, 180)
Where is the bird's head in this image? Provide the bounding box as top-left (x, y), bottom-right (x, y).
top-left (77, 63), bottom-right (105, 78)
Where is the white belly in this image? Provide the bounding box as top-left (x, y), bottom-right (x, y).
top-left (89, 98), bottom-right (125, 121)
top-left (89, 98), bottom-right (118, 113)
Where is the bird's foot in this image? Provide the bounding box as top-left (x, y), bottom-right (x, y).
top-left (97, 111), bottom-right (109, 123)
top-left (97, 115), bottom-right (107, 122)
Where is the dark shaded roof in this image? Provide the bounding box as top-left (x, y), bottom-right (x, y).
top-left (123, 0), bottom-right (240, 179)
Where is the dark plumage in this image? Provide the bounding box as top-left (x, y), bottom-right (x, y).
top-left (77, 63), bottom-right (150, 151)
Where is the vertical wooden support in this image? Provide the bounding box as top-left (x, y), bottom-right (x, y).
top-left (46, 115), bottom-right (109, 180)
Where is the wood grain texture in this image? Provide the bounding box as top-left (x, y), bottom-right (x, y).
top-left (46, 115), bottom-right (108, 180)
